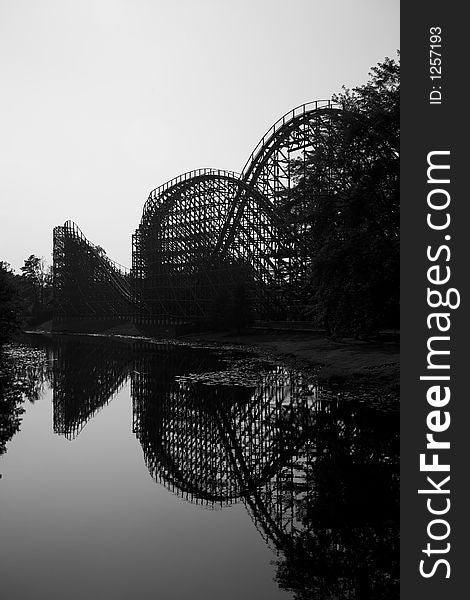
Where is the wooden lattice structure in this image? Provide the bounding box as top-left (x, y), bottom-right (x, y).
top-left (53, 220), bottom-right (138, 318)
top-left (53, 100), bottom-right (341, 321)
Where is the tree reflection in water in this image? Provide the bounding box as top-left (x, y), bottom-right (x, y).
top-left (6, 335), bottom-right (399, 599)
top-left (0, 343), bottom-right (48, 459)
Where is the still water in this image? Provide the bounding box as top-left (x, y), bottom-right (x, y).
top-left (0, 334), bottom-right (399, 600)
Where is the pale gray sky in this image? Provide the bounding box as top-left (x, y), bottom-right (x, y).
top-left (0, 0), bottom-right (399, 271)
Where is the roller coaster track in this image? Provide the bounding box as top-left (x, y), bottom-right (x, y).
top-left (53, 220), bottom-right (142, 317)
top-left (214, 100), bottom-right (340, 258)
top-left (54, 100), bottom-right (342, 320)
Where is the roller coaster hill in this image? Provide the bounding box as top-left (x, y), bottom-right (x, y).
top-left (52, 100), bottom-right (345, 329)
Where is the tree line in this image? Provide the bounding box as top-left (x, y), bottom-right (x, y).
top-left (286, 55), bottom-right (399, 336)
top-left (0, 255), bottom-right (53, 344)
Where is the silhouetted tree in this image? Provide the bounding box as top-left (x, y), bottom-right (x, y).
top-left (18, 254), bottom-right (53, 325)
top-left (20, 254), bottom-right (45, 304)
top-left (289, 56), bottom-right (399, 336)
top-left (0, 262), bottom-right (22, 344)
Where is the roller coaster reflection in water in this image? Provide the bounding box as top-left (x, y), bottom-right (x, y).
top-left (53, 101), bottom-right (341, 322)
top-left (37, 335), bottom-right (399, 599)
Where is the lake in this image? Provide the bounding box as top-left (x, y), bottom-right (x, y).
top-left (0, 334), bottom-right (399, 599)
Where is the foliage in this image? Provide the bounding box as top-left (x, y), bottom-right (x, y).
top-left (17, 255), bottom-right (53, 326)
top-left (0, 254), bottom-right (54, 341)
top-left (0, 262), bottom-right (23, 345)
top-left (289, 56), bottom-right (399, 335)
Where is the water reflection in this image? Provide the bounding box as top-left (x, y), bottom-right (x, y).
top-left (50, 336), bottom-right (131, 439)
top-left (0, 354), bottom-right (24, 458)
top-left (2, 335), bottom-right (399, 599)
top-left (0, 344), bottom-right (48, 458)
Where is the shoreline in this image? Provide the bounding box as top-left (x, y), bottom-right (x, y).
top-left (26, 320), bottom-right (399, 392)
top-left (182, 329), bottom-right (399, 392)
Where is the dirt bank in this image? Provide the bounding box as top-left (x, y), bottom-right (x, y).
top-left (183, 329), bottom-right (398, 386)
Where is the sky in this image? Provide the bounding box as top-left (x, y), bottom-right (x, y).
top-left (0, 0), bottom-right (399, 272)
